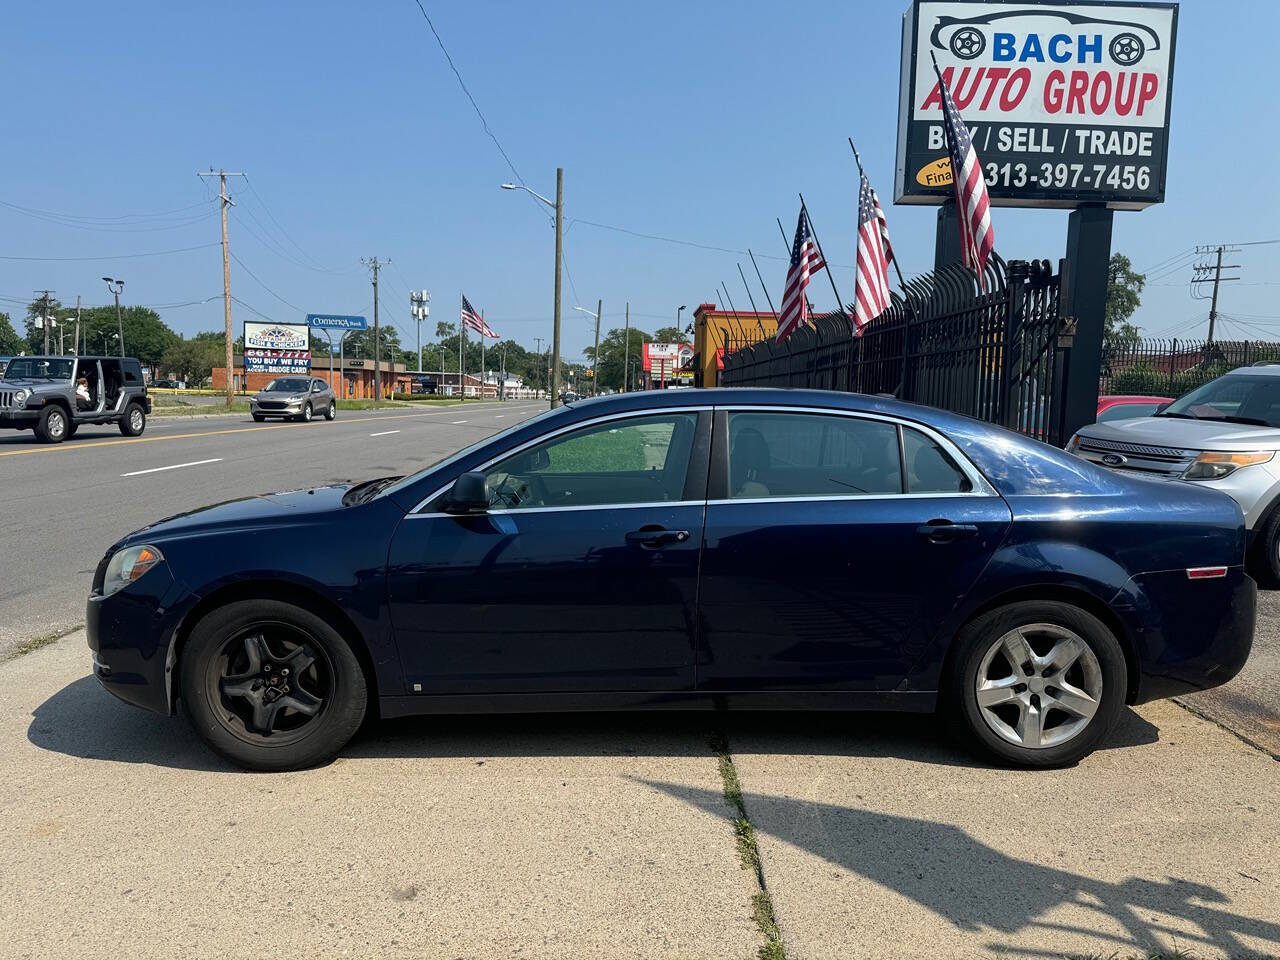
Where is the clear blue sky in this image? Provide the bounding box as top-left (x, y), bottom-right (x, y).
top-left (3, 0), bottom-right (1278, 358)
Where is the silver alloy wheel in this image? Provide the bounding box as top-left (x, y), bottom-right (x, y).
top-left (129, 408), bottom-right (144, 432)
top-left (974, 623), bottom-right (1103, 750)
top-left (303, 402), bottom-right (312, 422)
top-left (49, 410), bottom-right (66, 439)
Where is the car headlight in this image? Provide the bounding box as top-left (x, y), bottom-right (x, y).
top-left (101, 544), bottom-right (164, 598)
top-left (12, 388), bottom-right (29, 406)
top-left (1064, 433), bottom-right (1080, 454)
top-left (1182, 451), bottom-right (1274, 481)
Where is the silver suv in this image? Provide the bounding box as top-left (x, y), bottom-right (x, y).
top-left (1068, 363), bottom-right (1280, 582)
top-left (250, 376), bottom-right (336, 423)
top-left (0, 355), bottom-right (150, 443)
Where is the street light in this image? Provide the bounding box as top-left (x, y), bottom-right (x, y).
top-left (101, 331), bottom-right (118, 354)
top-left (502, 174), bottom-right (564, 408)
top-left (677, 304), bottom-right (687, 331)
top-left (102, 277), bottom-right (125, 357)
top-left (574, 303), bottom-right (603, 395)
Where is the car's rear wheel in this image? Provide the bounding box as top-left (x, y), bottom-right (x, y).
top-left (325, 399), bottom-right (336, 421)
top-left (945, 600), bottom-right (1126, 767)
top-left (180, 599), bottom-right (367, 771)
top-left (119, 403), bottom-right (146, 437)
top-left (35, 405), bottom-right (69, 443)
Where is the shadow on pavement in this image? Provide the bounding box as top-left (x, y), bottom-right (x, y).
top-left (640, 777), bottom-right (1280, 958)
top-left (29, 673), bottom-right (1158, 772)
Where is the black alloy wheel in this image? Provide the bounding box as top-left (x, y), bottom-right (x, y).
top-left (181, 599), bottom-right (367, 770)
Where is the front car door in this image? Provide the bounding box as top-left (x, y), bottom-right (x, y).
top-left (696, 406), bottom-right (1012, 692)
top-left (386, 409), bottom-right (711, 695)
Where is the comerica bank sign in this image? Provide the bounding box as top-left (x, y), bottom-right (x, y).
top-left (895, 1), bottom-right (1178, 209)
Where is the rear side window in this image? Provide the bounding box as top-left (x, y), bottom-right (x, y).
top-left (903, 427), bottom-right (971, 494)
top-left (726, 412), bottom-right (901, 498)
top-left (123, 360), bottom-right (142, 385)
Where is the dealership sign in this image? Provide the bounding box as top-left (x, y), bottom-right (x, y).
top-left (894, 1), bottom-right (1177, 209)
top-left (243, 321), bottom-right (312, 374)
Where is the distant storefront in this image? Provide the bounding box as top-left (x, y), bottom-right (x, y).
top-left (213, 356), bottom-right (410, 398)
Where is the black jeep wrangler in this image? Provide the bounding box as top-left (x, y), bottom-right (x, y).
top-left (0, 355), bottom-right (151, 443)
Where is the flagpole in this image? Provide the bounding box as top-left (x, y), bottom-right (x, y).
top-left (798, 194), bottom-right (849, 324)
top-left (720, 281), bottom-right (745, 343)
top-left (458, 293), bottom-right (465, 398)
top-left (747, 249), bottom-right (778, 320)
top-left (737, 262), bottom-right (767, 339)
top-left (481, 309), bottom-right (486, 399)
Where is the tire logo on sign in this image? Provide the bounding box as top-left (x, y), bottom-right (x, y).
top-left (1101, 453), bottom-right (1127, 466)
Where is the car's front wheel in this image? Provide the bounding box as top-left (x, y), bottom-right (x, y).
top-left (324, 400), bottom-right (336, 421)
top-left (299, 402), bottom-right (313, 423)
top-left (35, 405), bottom-right (69, 443)
top-left (946, 600), bottom-right (1126, 767)
top-left (180, 599), bottom-right (368, 771)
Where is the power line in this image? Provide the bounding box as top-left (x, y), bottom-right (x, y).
top-left (0, 242), bottom-right (219, 262)
top-left (0, 197), bottom-right (216, 224)
top-left (242, 175), bottom-right (337, 271)
top-left (229, 251), bottom-right (308, 314)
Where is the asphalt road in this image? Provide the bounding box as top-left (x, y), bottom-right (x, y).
top-left (0, 400), bottom-right (546, 657)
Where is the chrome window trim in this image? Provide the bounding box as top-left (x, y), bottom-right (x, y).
top-left (714, 404), bottom-right (998, 498)
top-left (407, 499), bottom-right (705, 520)
top-left (409, 407), bottom-right (713, 514)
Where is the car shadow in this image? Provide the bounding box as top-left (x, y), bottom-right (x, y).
top-left (639, 777), bottom-right (1280, 958)
top-left (27, 674), bottom-right (1158, 771)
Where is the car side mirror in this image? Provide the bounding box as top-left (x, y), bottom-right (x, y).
top-left (443, 472), bottom-right (489, 514)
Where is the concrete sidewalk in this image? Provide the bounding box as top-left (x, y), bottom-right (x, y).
top-left (715, 706), bottom-right (1280, 960)
top-left (1, 634), bottom-right (758, 960)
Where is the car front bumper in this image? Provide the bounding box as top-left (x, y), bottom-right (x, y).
top-left (87, 565), bottom-right (198, 716)
top-left (0, 409), bottom-right (39, 428)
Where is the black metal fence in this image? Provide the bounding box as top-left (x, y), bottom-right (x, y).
top-left (720, 255), bottom-right (1075, 445)
top-left (1100, 338), bottom-right (1280, 399)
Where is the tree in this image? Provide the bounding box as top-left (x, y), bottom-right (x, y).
top-left (160, 336), bottom-right (224, 384)
top-left (585, 326), bottom-right (653, 391)
top-left (652, 325), bottom-right (689, 345)
top-left (1105, 253), bottom-right (1144, 343)
top-left (0, 312), bottom-right (23, 355)
top-left (23, 298), bottom-right (178, 364)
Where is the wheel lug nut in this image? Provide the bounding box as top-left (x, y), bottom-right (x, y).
top-left (281, 668), bottom-right (290, 676)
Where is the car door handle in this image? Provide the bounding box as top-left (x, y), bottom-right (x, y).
top-left (625, 527), bottom-right (691, 548)
top-left (915, 521), bottom-right (980, 543)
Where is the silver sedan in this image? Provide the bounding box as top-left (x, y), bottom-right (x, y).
top-left (250, 377), bottom-right (337, 423)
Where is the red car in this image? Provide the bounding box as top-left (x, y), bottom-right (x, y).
top-left (1096, 394), bottom-right (1173, 423)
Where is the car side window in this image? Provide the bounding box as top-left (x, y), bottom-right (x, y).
top-left (726, 411), bottom-right (901, 498)
top-left (483, 413), bottom-right (698, 510)
top-left (122, 361), bottom-right (142, 385)
top-left (902, 427), bottom-right (972, 494)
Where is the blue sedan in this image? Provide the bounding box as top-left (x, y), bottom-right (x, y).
top-left (87, 389), bottom-right (1255, 770)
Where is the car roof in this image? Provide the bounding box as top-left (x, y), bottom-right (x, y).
top-left (1228, 364), bottom-right (1280, 376)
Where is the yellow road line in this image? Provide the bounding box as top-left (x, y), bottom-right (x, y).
top-left (0, 405), bottom-right (533, 459)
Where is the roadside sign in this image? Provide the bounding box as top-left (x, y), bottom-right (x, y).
top-left (894, 0), bottom-right (1178, 209)
top-left (306, 314), bottom-right (368, 331)
top-left (244, 321), bottom-right (311, 374)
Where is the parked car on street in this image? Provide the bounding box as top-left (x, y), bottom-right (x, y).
top-left (250, 376), bottom-right (336, 422)
top-left (1070, 364), bottom-right (1280, 584)
top-left (89, 389), bottom-right (1254, 771)
top-left (0, 354), bottom-right (150, 443)
top-left (1095, 394), bottom-right (1173, 423)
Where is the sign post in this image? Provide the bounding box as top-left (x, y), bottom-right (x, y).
top-left (307, 314), bottom-right (367, 399)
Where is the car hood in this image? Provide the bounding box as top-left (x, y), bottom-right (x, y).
top-left (1, 378), bottom-right (47, 390)
top-left (1077, 416), bottom-right (1280, 451)
top-left (121, 485), bottom-right (352, 544)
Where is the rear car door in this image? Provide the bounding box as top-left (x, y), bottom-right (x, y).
top-left (696, 407), bottom-right (1011, 692)
top-left (386, 409), bottom-right (711, 694)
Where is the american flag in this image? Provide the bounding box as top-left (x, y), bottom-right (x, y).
top-left (854, 171), bottom-right (894, 334)
top-left (460, 295), bottom-right (499, 338)
top-left (776, 207), bottom-right (825, 343)
top-left (934, 61), bottom-right (994, 289)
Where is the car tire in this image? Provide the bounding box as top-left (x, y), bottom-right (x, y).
top-left (300, 402), bottom-right (313, 423)
top-left (325, 400), bottom-right (336, 421)
top-left (252, 413), bottom-right (266, 422)
top-left (1251, 506), bottom-right (1280, 588)
top-left (35, 405), bottom-right (69, 443)
top-left (180, 599), bottom-right (368, 771)
top-left (944, 600), bottom-right (1127, 768)
top-left (118, 403), bottom-right (146, 437)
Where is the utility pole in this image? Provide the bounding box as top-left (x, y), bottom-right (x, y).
top-left (623, 302), bottom-right (630, 393)
top-left (197, 169), bottom-right (244, 405)
top-left (551, 167), bottom-right (564, 408)
top-left (74, 296), bottom-right (81, 355)
top-left (590, 298), bottom-right (602, 396)
top-left (410, 290), bottom-right (430, 373)
top-left (362, 257), bottom-right (388, 400)
top-left (1192, 244), bottom-right (1241, 344)
top-left (36, 291), bottom-right (53, 354)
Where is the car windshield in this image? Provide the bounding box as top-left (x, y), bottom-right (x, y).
top-left (375, 406), bottom-right (563, 501)
top-left (1159, 374), bottom-right (1280, 427)
top-left (263, 378), bottom-right (310, 393)
top-left (3, 358), bottom-right (74, 381)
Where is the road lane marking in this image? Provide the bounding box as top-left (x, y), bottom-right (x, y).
top-left (452, 420), bottom-right (468, 424)
top-left (0, 403), bottom-right (543, 459)
top-left (495, 414), bottom-right (505, 418)
top-left (369, 430), bottom-right (401, 437)
top-left (121, 458), bottom-right (223, 477)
